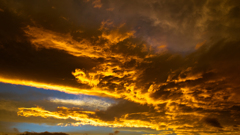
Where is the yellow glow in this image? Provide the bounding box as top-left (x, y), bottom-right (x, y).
top-left (17, 107), bottom-right (166, 130)
top-left (0, 76), bottom-right (120, 98)
top-left (0, 71), bottom-right (217, 111)
top-left (72, 69), bottom-right (99, 86)
top-left (101, 30), bottom-right (134, 44)
top-left (99, 21), bottom-right (135, 44)
top-left (0, 75), bottom-right (173, 106)
top-left (72, 62), bottom-right (137, 85)
top-left (25, 26), bottom-right (104, 58)
top-left (23, 26), bottom-right (149, 106)
top-left (24, 25), bottom-right (143, 65)
top-left (18, 106), bottom-right (238, 134)
top-left (157, 45), bottom-right (166, 49)
top-left (167, 67), bottom-right (203, 83)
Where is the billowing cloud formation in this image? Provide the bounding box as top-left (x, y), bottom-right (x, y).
top-left (0, 0), bottom-right (240, 135)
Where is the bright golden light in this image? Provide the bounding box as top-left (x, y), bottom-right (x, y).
top-left (99, 20), bottom-right (135, 44)
top-left (0, 76), bottom-right (174, 106)
top-left (72, 69), bottom-right (100, 86)
top-left (17, 106), bottom-right (240, 134)
top-left (17, 106), bottom-right (166, 130)
top-left (24, 25), bottom-right (141, 64)
top-left (24, 26), bottom-right (104, 59)
top-left (0, 76), bottom-right (121, 98)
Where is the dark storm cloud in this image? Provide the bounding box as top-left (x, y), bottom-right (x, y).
top-left (204, 118), bottom-right (223, 128)
top-left (0, 0), bottom-right (240, 134)
top-left (96, 100), bottom-right (155, 121)
top-left (1, 0), bottom-right (238, 89)
top-left (0, 1), bottom-right (99, 87)
top-left (101, 0), bottom-right (240, 53)
top-left (102, 0), bottom-right (207, 52)
top-left (82, 35), bottom-right (240, 133)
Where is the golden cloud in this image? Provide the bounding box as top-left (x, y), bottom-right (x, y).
top-left (99, 20), bottom-right (135, 44)
top-left (92, 0), bottom-right (102, 8)
top-left (0, 76), bottom-right (121, 98)
top-left (17, 106), bottom-right (166, 130)
top-left (17, 105), bottom-right (240, 134)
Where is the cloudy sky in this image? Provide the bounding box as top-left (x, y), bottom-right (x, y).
top-left (0, 0), bottom-right (240, 135)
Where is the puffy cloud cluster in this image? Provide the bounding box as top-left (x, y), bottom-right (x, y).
top-left (0, 0), bottom-right (240, 134)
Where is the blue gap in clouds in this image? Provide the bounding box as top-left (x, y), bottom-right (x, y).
top-left (0, 82), bottom-right (78, 101)
top-left (0, 82), bottom-right (115, 103)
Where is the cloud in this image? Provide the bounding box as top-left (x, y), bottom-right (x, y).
top-left (49, 97), bottom-right (112, 110)
top-left (99, 20), bottom-right (135, 44)
top-left (92, 0), bottom-right (102, 8)
top-left (0, 77), bottom-right (104, 96)
top-left (24, 26), bottom-right (105, 59)
top-left (14, 39), bottom-right (240, 133)
top-left (0, 0), bottom-right (240, 134)
top-left (0, 122), bottom-right (15, 132)
top-left (0, 100), bottom-right (78, 126)
top-left (95, 100), bottom-right (154, 121)
top-left (19, 131), bottom-right (68, 135)
top-left (204, 118), bottom-right (223, 128)
top-left (0, 99), bottom-right (19, 112)
top-left (13, 128), bottom-right (19, 133)
top-left (108, 131), bottom-right (120, 135)
top-left (114, 130), bottom-right (119, 134)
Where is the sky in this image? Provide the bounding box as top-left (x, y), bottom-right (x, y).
top-left (0, 0), bottom-right (240, 135)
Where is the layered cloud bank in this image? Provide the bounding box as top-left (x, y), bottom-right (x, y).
top-left (0, 0), bottom-right (240, 135)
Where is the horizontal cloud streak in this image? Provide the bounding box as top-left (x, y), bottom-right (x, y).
top-left (49, 97), bottom-right (112, 110)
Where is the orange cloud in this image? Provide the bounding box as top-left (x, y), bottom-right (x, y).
top-left (92, 0), bottom-right (102, 8)
top-left (24, 26), bottom-right (104, 59)
top-left (99, 21), bottom-right (135, 44)
top-left (195, 40), bottom-right (206, 49)
top-left (72, 69), bottom-right (100, 86)
top-left (24, 25), bottom-right (141, 64)
top-left (17, 106), bottom-right (166, 130)
top-left (0, 76), bottom-right (121, 98)
top-left (18, 106), bottom-right (240, 134)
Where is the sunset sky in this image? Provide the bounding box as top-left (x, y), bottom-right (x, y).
top-left (0, 0), bottom-right (240, 135)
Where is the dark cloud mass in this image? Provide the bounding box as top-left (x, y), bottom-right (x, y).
top-left (0, 0), bottom-right (240, 135)
top-left (204, 118), bottom-right (223, 128)
top-left (19, 131), bottom-right (68, 135)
